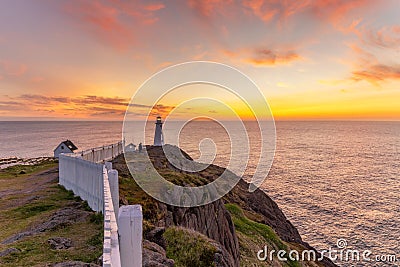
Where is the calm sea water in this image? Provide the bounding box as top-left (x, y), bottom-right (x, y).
top-left (1, 120), bottom-right (399, 266)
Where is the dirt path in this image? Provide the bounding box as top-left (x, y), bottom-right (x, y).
top-left (0, 163), bottom-right (103, 266)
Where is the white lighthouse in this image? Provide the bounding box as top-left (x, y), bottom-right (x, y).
top-left (153, 116), bottom-right (164, 146)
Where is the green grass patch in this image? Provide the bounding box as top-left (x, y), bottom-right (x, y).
top-left (0, 162), bottom-right (57, 179)
top-left (12, 203), bottom-right (56, 218)
top-left (163, 227), bottom-right (217, 267)
top-left (118, 173), bottom-right (160, 224)
top-left (0, 162), bottom-right (103, 266)
top-left (1, 222), bottom-right (102, 266)
top-left (225, 204), bottom-right (301, 267)
top-left (87, 231), bottom-right (103, 248)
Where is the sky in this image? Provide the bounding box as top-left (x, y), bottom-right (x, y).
top-left (0, 0), bottom-right (399, 121)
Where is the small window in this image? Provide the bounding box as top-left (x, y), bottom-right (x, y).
top-left (61, 145), bottom-right (64, 149)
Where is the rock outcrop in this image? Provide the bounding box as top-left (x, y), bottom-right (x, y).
top-left (143, 240), bottom-right (174, 267)
top-left (2, 207), bottom-right (90, 245)
top-left (48, 237), bottom-right (73, 250)
top-left (158, 199), bottom-right (240, 267)
top-left (114, 146), bottom-right (337, 267)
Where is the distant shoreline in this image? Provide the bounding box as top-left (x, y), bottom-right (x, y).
top-left (0, 157), bottom-right (55, 169)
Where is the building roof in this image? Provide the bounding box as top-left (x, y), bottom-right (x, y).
top-left (126, 143), bottom-right (136, 147)
top-left (61, 140), bottom-right (78, 151)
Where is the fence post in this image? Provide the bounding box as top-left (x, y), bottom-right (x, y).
top-left (105, 162), bottom-right (112, 171)
top-left (118, 205), bottom-right (142, 267)
top-left (108, 169), bottom-right (119, 220)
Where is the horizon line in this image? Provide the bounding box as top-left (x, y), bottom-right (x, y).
top-left (1, 119), bottom-right (400, 122)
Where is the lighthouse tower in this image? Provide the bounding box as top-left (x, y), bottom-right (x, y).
top-left (153, 116), bottom-right (164, 146)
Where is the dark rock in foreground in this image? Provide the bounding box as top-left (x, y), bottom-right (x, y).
top-left (143, 240), bottom-right (174, 267)
top-left (0, 247), bottom-right (20, 257)
top-left (48, 237), bottom-right (73, 250)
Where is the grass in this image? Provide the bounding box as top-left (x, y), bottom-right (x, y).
top-left (0, 161), bottom-right (57, 179)
top-left (0, 162), bottom-right (103, 266)
top-left (1, 221), bottom-right (103, 266)
top-left (163, 227), bottom-right (217, 267)
top-left (118, 171), bottom-right (161, 225)
top-left (225, 204), bottom-right (301, 267)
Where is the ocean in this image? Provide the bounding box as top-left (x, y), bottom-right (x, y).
top-left (1, 120), bottom-right (399, 266)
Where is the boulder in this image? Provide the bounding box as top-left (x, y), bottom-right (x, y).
top-left (143, 240), bottom-right (174, 267)
top-left (48, 237), bottom-right (73, 250)
top-left (0, 247), bottom-right (20, 257)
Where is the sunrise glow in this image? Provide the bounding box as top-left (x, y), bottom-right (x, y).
top-left (0, 0), bottom-right (399, 121)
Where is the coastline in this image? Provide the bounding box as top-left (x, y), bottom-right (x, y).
top-left (1, 152), bottom-right (337, 266)
top-left (0, 157), bottom-right (56, 170)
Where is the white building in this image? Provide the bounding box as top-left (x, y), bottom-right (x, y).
top-left (125, 143), bottom-right (136, 152)
top-left (54, 140), bottom-right (78, 158)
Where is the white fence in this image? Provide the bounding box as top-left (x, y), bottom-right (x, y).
top-left (80, 142), bottom-right (123, 163)
top-left (103, 164), bottom-right (121, 267)
top-left (58, 145), bottom-right (142, 267)
top-left (59, 154), bottom-right (104, 212)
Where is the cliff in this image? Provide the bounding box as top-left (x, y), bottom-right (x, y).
top-left (113, 145), bottom-right (336, 267)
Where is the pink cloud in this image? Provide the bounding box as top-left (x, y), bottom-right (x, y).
top-left (311, 0), bottom-right (372, 26)
top-left (362, 26), bottom-right (400, 49)
top-left (187, 0), bottom-right (233, 17)
top-left (64, 0), bottom-right (165, 50)
top-left (143, 3), bottom-right (165, 12)
top-left (0, 60), bottom-right (27, 76)
top-left (189, 0), bottom-right (376, 30)
top-left (242, 0), bottom-right (277, 22)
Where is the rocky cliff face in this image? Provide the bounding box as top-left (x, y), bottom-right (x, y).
top-left (158, 199), bottom-right (240, 267)
top-left (114, 146), bottom-right (336, 267)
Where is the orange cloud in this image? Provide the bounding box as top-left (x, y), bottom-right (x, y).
top-left (149, 104), bottom-right (176, 118)
top-left (242, 0), bottom-right (277, 22)
top-left (243, 0), bottom-right (312, 23)
top-left (349, 47), bottom-right (400, 85)
top-left (1, 94), bottom-right (178, 119)
top-left (223, 46), bottom-right (302, 66)
top-left (247, 48), bottom-right (301, 66)
top-left (352, 64), bottom-right (400, 85)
